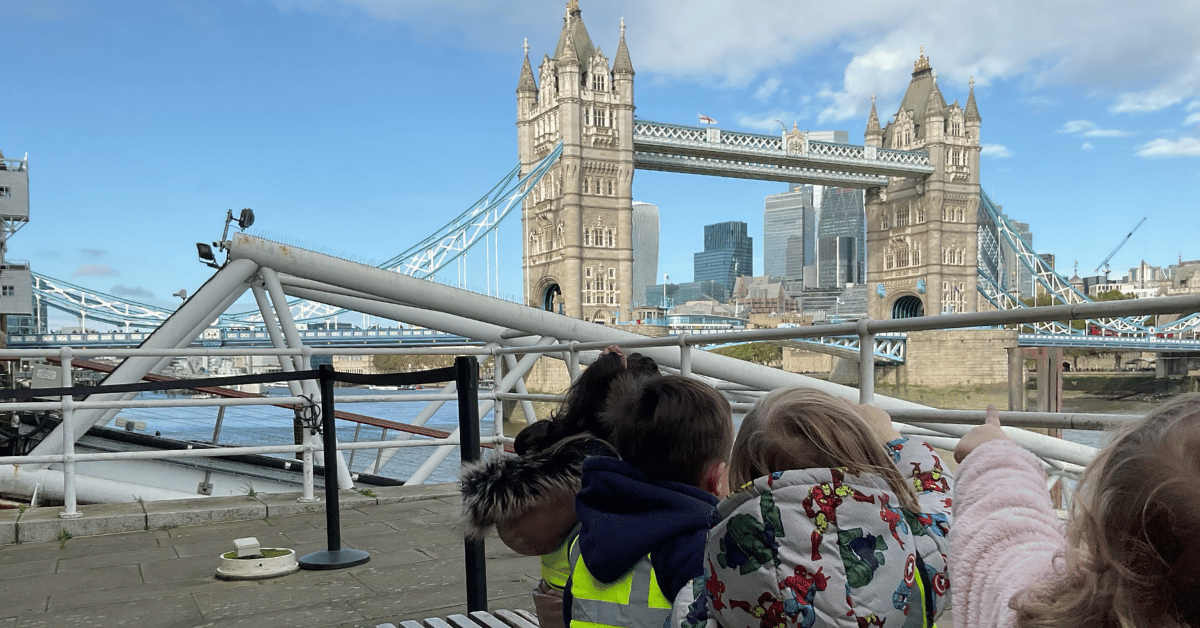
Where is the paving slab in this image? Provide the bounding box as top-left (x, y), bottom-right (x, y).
top-left (373, 482), bottom-right (458, 505)
top-left (198, 600), bottom-right (367, 628)
top-left (15, 501), bottom-right (149, 544)
top-left (0, 507), bottom-right (17, 545)
top-left (1, 487), bottom-right (542, 628)
top-left (55, 544), bottom-right (177, 573)
top-left (0, 556), bottom-right (56, 580)
top-left (17, 593), bottom-right (204, 628)
top-left (145, 495), bottom-right (268, 529)
top-left (45, 577), bottom-right (225, 613)
top-left (193, 570), bottom-right (373, 621)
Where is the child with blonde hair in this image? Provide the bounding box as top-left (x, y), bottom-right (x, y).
top-left (952, 395), bottom-right (1200, 628)
top-left (680, 387), bottom-right (953, 628)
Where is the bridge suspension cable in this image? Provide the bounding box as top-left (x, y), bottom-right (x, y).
top-left (976, 190), bottom-right (1200, 335)
top-left (28, 144), bottom-right (564, 330)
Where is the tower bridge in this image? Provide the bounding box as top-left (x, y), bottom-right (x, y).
top-left (516, 2), bottom-right (980, 326)
top-left (9, 0), bottom-right (1200, 353)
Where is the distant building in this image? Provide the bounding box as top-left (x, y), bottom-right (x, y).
top-left (644, 279), bottom-right (728, 308)
top-left (694, 221), bottom-right (752, 299)
top-left (733, 275), bottom-right (796, 314)
top-left (0, 150), bottom-right (33, 332)
top-left (996, 211), bottom-right (1035, 298)
top-left (816, 187), bottom-right (865, 288)
top-left (764, 184), bottom-right (815, 280)
top-left (630, 201), bottom-right (659, 307)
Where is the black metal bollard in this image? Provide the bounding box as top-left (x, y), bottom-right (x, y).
top-left (457, 356), bottom-right (487, 612)
top-left (299, 363), bottom-right (370, 570)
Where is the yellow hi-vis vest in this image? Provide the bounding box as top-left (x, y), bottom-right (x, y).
top-left (541, 524), bottom-right (580, 590)
top-left (567, 538), bottom-right (672, 628)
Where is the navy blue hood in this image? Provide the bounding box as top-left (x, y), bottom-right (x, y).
top-left (575, 456), bottom-right (719, 599)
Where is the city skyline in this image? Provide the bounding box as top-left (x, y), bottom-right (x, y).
top-left (3, 1), bottom-right (1199, 327)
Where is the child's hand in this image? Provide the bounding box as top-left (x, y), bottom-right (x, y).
top-left (602, 345), bottom-right (627, 367)
top-left (954, 405), bottom-right (1010, 463)
top-left (847, 401), bottom-right (903, 444)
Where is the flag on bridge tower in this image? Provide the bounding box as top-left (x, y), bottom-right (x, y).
top-left (698, 114), bottom-right (717, 125)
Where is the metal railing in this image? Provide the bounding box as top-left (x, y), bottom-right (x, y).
top-left (2, 292), bottom-right (1198, 519)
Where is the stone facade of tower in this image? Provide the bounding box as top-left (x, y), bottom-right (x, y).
top-left (865, 53), bottom-right (982, 319)
top-left (517, 1), bottom-right (635, 323)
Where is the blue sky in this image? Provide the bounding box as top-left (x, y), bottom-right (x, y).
top-left (4, 0), bottom-right (1199, 328)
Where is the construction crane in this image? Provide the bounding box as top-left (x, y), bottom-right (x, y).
top-left (1095, 216), bottom-right (1147, 279)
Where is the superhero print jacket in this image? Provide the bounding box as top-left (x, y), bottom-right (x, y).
top-left (675, 438), bottom-right (954, 628)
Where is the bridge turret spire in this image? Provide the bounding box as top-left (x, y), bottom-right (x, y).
top-left (865, 93), bottom-right (882, 147)
top-left (554, 0), bottom-right (594, 71)
top-left (965, 76), bottom-right (981, 123)
top-left (613, 17), bottom-right (634, 75)
top-left (517, 39), bottom-right (537, 94)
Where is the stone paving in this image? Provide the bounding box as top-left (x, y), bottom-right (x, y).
top-left (0, 484), bottom-right (538, 628)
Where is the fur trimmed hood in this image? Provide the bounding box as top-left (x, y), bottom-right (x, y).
top-left (459, 434), bottom-right (617, 541)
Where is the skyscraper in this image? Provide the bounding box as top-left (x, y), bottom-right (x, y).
top-left (630, 201), bottom-right (659, 307)
top-left (763, 184), bottom-right (815, 280)
top-left (817, 187), bottom-right (866, 288)
top-left (694, 221), bottom-right (752, 299)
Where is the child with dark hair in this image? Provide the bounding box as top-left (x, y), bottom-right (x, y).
top-left (566, 375), bottom-right (734, 628)
top-left (460, 346), bottom-right (658, 628)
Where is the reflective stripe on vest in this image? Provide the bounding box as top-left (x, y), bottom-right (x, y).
top-left (568, 537), bottom-right (671, 628)
top-left (541, 524), bottom-right (581, 590)
top-left (898, 554), bottom-right (935, 628)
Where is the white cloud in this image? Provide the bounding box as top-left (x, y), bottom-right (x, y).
top-left (1136, 137), bottom-right (1200, 157)
top-left (276, 1), bottom-right (1200, 123)
top-left (1081, 142), bottom-right (1094, 150)
top-left (1058, 120), bottom-right (1130, 137)
top-left (1186, 112), bottom-right (1200, 127)
top-left (755, 78), bottom-right (782, 102)
top-left (736, 113), bottom-right (796, 133)
top-left (981, 144), bottom-right (1012, 158)
top-left (1110, 90), bottom-right (1184, 114)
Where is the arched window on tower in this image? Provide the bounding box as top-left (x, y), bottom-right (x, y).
top-left (584, 230), bottom-right (592, 246)
top-left (582, 179), bottom-right (589, 194)
top-left (606, 230), bottom-right (614, 247)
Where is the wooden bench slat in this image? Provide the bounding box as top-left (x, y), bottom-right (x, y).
top-left (493, 609), bottom-right (541, 628)
top-left (470, 611), bottom-right (516, 628)
top-left (375, 624), bottom-right (398, 628)
top-left (424, 618), bottom-right (456, 628)
top-left (446, 614), bottom-right (482, 628)
top-left (512, 609), bottom-right (539, 625)
top-left (398, 621), bottom-right (424, 628)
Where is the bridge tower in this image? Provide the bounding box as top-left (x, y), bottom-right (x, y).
top-left (517, 1), bottom-right (635, 323)
top-left (865, 52), bottom-right (982, 319)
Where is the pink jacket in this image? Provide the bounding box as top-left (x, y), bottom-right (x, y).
top-left (950, 439), bottom-right (1067, 628)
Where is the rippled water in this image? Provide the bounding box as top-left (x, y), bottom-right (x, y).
top-left (116, 387), bottom-right (476, 483)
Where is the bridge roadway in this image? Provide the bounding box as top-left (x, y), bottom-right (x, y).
top-left (772, 331), bottom-right (1200, 365)
top-left (6, 327), bottom-right (478, 349)
top-left (632, 120), bottom-right (934, 188)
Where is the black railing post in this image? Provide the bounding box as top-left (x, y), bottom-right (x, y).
top-left (457, 356), bottom-right (487, 612)
top-left (300, 364), bottom-right (370, 570)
